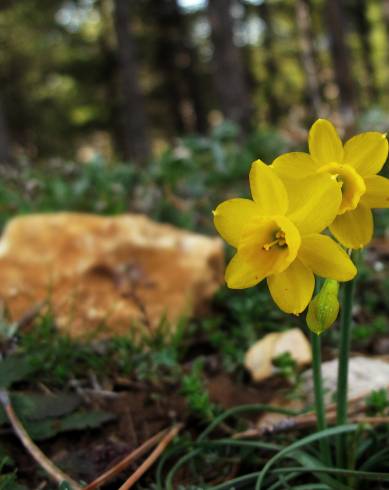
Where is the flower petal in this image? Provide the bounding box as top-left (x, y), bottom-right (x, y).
top-left (299, 234), bottom-right (357, 281)
top-left (249, 160), bottom-right (288, 215)
top-left (285, 173), bottom-right (342, 234)
top-left (225, 252), bottom-right (265, 289)
top-left (361, 175), bottom-right (389, 208)
top-left (308, 119), bottom-right (344, 165)
top-left (329, 203), bottom-right (373, 249)
top-left (267, 259), bottom-right (314, 314)
top-left (343, 132), bottom-right (388, 176)
top-left (213, 198), bottom-right (261, 247)
top-left (271, 152), bottom-right (319, 179)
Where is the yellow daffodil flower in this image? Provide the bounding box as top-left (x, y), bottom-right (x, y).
top-left (213, 161), bottom-right (356, 314)
top-left (271, 119), bottom-right (389, 249)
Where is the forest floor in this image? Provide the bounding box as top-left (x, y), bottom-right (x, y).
top-left (1, 132), bottom-right (389, 488)
top-left (1, 236), bottom-right (389, 489)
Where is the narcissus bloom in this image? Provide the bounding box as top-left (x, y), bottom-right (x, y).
top-left (272, 119), bottom-right (389, 249)
top-left (213, 161), bottom-right (356, 314)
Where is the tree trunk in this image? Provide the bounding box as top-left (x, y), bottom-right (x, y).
top-left (325, 0), bottom-right (356, 126)
top-left (151, 0), bottom-right (208, 135)
top-left (98, 0), bottom-right (122, 159)
top-left (0, 98), bottom-right (12, 164)
top-left (113, 0), bottom-right (151, 162)
top-left (258, 0), bottom-right (281, 124)
top-left (207, 0), bottom-right (252, 132)
top-left (383, 0), bottom-right (389, 36)
top-left (295, 0), bottom-right (322, 117)
top-left (350, 0), bottom-right (378, 103)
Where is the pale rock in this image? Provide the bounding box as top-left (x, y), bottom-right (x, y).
top-left (244, 328), bottom-right (312, 382)
top-left (0, 213), bottom-right (224, 338)
top-left (302, 356), bottom-right (389, 404)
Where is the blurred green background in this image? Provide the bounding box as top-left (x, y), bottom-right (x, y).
top-left (1, 0), bottom-right (389, 232)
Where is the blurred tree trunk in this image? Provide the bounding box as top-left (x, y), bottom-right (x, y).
top-left (383, 0), bottom-right (389, 34)
top-left (325, 0), bottom-right (356, 126)
top-left (207, 0), bottom-right (252, 132)
top-left (113, 0), bottom-right (151, 162)
top-left (0, 98), bottom-right (12, 164)
top-left (98, 0), bottom-right (123, 158)
top-left (259, 0), bottom-right (280, 124)
top-left (382, 0), bottom-right (389, 100)
top-left (350, 0), bottom-right (378, 103)
top-left (295, 0), bottom-right (322, 117)
top-left (151, 0), bottom-right (208, 135)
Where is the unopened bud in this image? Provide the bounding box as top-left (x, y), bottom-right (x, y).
top-left (306, 279), bottom-right (340, 335)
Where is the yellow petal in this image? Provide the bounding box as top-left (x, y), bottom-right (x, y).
top-left (299, 234), bottom-right (357, 281)
top-left (329, 203), bottom-right (373, 249)
top-left (225, 252), bottom-right (265, 289)
top-left (249, 160), bottom-right (288, 215)
top-left (271, 152), bottom-right (319, 179)
top-left (213, 198), bottom-right (261, 247)
top-left (308, 119), bottom-right (344, 165)
top-left (361, 175), bottom-right (389, 208)
top-left (286, 173), bottom-right (342, 234)
top-left (343, 132), bottom-right (388, 176)
top-left (238, 215), bottom-right (301, 275)
top-left (267, 259), bottom-right (314, 314)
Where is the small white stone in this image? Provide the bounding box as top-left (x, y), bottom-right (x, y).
top-left (245, 328), bottom-right (312, 382)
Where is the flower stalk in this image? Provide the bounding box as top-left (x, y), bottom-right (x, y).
top-left (310, 330), bottom-right (332, 466)
top-left (336, 269), bottom-right (356, 468)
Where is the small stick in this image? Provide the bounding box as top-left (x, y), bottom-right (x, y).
top-left (83, 429), bottom-right (168, 490)
top-left (233, 408), bottom-right (387, 439)
top-left (118, 423), bottom-right (183, 490)
top-left (0, 389), bottom-right (82, 490)
top-left (233, 386), bottom-right (383, 439)
top-left (353, 416), bottom-right (389, 425)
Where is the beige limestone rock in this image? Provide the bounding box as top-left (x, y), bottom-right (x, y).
top-left (0, 213), bottom-right (224, 338)
top-left (302, 356), bottom-right (389, 405)
top-left (244, 328), bottom-right (312, 382)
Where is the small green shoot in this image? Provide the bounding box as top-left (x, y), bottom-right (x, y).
top-left (365, 388), bottom-right (389, 416)
top-left (181, 359), bottom-right (218, 421)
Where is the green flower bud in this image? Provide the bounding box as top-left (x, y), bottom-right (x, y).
top-left (306, 279), bottom-right (340, 335)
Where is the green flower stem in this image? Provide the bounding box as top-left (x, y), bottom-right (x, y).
top-left (311, 331), bottom-right (332, 467)
top-left (336, 274), bottom-right (356, 468)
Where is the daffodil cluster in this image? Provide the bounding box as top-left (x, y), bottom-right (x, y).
top-left (213, 119), bottom-right (389, 315)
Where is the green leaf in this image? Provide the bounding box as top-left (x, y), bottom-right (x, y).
top-left (274, 466), bottom-right (389, 482)
top-left (0, 357), bottom-right (36, 388)
top-left (255, 425), bottom-right (359, 490)
top-left (0, 477), bottom-right (24, 490)
top-left (0, 392), bottom-right (81, 426)
top-left (290, 451), bottom-right (349, 490)
top-left (59, 482), bottom-right (73, 490)
top-left (25, 410), bottom-right (115, 440)
top-left (284, 486), bottom-right (330, 490)
top-left (360, 446), bottom-right (389, 471)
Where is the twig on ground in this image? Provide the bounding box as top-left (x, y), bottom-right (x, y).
top-left (0, 389), bottom-right (82, 490)
top-left (353, 416), bottom-right (389, 425)
top-left (118, 423), bottom-right (183, 490)
top-left (233, 389), bottom-right (377, 439)
top-left (233, 402), bottom-right (387, 439)
top-left (83, 428), bottom-right (168, 490)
